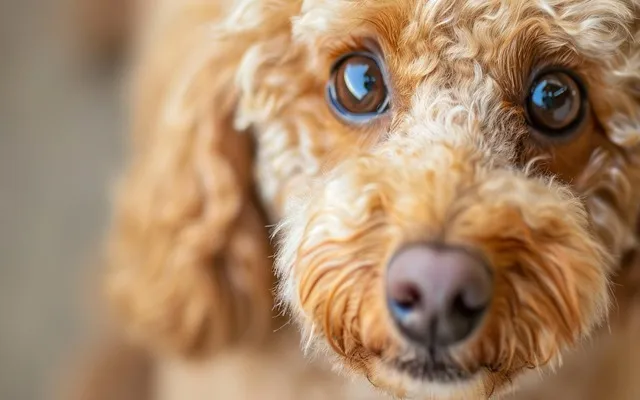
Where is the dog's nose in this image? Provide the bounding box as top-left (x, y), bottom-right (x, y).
top-left (386, 244), bottom-right (492, 348)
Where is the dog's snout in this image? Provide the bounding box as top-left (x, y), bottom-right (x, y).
top-left (386, 244), bottom-right (492, 348)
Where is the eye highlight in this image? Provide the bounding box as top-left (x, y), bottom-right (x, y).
top-left (525, 69), bottom-right (587, 138)
top-left (327, 52), bottom-right (390, 123)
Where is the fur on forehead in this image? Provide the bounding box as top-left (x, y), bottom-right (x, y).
top-left (294, 0), bottom-right (634, 59)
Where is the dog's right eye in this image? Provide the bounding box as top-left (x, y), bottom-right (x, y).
top-left (525, 69), bottom-right (587, 139)
top-left (327, 52), bottom-right (389, 123)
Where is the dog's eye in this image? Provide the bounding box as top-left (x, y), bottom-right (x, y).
top-left (327, 53), bottom-right (389, 123)
top-left (526, 70), bottom-right (586, 137)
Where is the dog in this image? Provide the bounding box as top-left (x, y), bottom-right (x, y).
top-left (79, 0), bottom-right (640, 399)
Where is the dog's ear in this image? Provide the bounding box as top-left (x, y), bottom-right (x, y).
top-left (104, 2), bottom-right (275, 357)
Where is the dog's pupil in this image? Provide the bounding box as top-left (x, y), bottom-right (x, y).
top-left (343, 62), bottom-right (375, 102)
top-left (534, 80), bottom-right (568, 111)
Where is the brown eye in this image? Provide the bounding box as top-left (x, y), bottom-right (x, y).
top-left (526, 70), bottom-right (586, 137)
top-left (327, 52), bottom-right (389, 123)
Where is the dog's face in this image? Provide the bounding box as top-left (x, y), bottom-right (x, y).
top-left (247, 0), bottom-right (640, 397)
top-left (109, 0), bottom-right (640, 397)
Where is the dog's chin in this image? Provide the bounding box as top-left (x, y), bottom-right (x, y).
top-left (390, 348), bottom-right (477, 384)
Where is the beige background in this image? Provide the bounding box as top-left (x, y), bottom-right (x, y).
top-left (0, 0), bottom-right (124, 398)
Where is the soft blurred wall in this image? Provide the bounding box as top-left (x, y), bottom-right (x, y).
top-left (0, 0), bottom-right (125, 398)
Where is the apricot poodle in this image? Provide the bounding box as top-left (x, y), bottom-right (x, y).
top-left (91, 0), bottom-right (640, 398)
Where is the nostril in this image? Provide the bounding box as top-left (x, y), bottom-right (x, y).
top-left (389, 282), bottom-right (422, 315)
top-left (452, 292), bottom-right (486, 320)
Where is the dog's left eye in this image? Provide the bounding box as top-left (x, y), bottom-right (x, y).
top-left (327, 52), bottom-right (389, 123)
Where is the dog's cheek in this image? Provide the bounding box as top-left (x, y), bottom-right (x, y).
top-left (274, 164), bottom-right (406, 371)
top-left (294, 220), bottom-right (394, 360)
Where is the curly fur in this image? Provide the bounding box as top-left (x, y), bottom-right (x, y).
top-left (102, 0), bottom-right (640, 398)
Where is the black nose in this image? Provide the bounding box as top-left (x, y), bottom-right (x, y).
top-left (386, 244), bottom-right (492, 348)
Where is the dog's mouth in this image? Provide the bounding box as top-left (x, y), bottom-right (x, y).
top-left (391, 349), bottom-right (476, 383)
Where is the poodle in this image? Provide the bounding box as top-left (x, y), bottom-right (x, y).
top-left (91, 0), bottom-right (640, 398)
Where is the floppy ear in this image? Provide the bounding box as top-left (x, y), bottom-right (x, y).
top-left (105, 1), bottom-right (275, 357)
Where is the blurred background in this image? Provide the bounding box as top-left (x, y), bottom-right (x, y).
top-left (0, 0), bottom-right (130, 398)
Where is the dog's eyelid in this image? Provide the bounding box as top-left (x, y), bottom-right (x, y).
top-left (321, 36), bottom-right (384, 64)
top-left (361, 37), bottom-right (385, 58)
